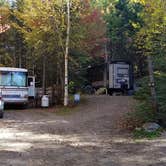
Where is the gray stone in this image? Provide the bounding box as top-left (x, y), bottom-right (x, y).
top-left (143, 122), bottom-right (160, 132)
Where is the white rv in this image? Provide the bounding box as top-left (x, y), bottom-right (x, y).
top-left (87, 61), bottom-right (133, 95)
top-left (108, 61), bottom-right (133, 95)
top-left (0, 67), bottom-right (29, 105)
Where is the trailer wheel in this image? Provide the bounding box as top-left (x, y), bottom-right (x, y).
top-left (22, 104), bottom-right (28, 109)
top-left (108, 89), bottom-right (113, 96)
top-left (0, 111), bottom-right (4, 119)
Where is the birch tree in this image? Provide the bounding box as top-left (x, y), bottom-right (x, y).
top-left (64, 0), bottom-right (70, 106)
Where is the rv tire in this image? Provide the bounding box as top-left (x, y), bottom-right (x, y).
top-left (108, 89), bottom-right (113, 96)
top-left (0, 111), bottom-right (4, 119)
top-left (22, 104), bottom-right (28, 109)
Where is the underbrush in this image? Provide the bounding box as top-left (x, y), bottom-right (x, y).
top-left (124, 73), bottom-right (166, 130)
top-left (133, 128), bottom-right (163, 139)
top-left (121, 102), bottom-right (156, 130)
top-left (55, 95), bottom-right (87, 116)
top-left (55, 106), bottom-right (78, 115)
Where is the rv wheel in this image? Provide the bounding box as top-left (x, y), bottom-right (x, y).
top-left (108, 90), bottom-right (113, 96)
top-left (22, 104), bottom-right (28, 109)
top-left (0, 111), bottom-right (4, 119)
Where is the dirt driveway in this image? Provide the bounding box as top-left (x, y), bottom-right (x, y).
top-left (0, 95), bottom-right (166, 166)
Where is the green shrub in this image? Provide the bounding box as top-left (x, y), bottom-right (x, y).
top-left (121, 77), bottom-right (156, 129)
top-left (131, 73), bottom-right (166, 128)
top-left (133, 128), bottom-right (162, 139)
top-left (123, 101), bottom-right (156, 130)
top-left (134, 77), bottom-right (151, 101)
top-left (156, 73), bottom-right (166, 116)
top-left (130, 101), bottom-right (156, 123)
top-left (69, 81), bottom-right (76, 94)
top-left (127, 77), bottom-right (156, 127)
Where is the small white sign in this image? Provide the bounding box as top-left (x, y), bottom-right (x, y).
top-left (74, 94), bottom-right (80, 102)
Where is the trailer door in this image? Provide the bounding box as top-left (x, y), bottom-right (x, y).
top-left (114, 64), bottom-right (130, 89)
top-left (28, 76), bottom-right (36, 98)
top-left (109, 64), bottom-right (114, 88)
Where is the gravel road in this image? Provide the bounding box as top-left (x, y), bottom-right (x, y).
top-left (0, 95), bottom-right (165, 166)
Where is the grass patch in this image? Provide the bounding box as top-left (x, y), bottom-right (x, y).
top-left (133, 128), bottom-right (163, 139)
top-left (55, 95), bottom-right (87, 116)
top-left (55, 106), bottom-right (78, 116)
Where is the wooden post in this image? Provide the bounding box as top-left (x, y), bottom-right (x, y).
top-left (42, 55), bottom-right (46, 95)
top-left (104, 44), bottom-right (108, 95)
top-left (147, 55), bottom-right (158, 112)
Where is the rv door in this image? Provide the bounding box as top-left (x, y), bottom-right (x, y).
top-left (28, 76), bottom-right (36, 98)
top-left (114, 64), bottom-right (130, 89)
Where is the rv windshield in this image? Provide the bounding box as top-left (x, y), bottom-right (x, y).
top-left (0, 71), bottom-right (27, 87)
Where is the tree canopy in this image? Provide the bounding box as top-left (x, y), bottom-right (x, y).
top-left (0, 0), bottom-right (166, 106)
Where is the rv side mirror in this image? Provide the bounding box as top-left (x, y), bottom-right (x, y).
top-left (28, 76), bottom-right (36, 98)
top-left (30, 82), bottom-right (34, 86)
top-left (28, 77), bottom-right (33, 86)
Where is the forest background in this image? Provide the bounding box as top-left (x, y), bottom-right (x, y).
top-left (0, 0), bottom-right (166, 123)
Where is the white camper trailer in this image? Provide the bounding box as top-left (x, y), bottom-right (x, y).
top-left (0, 67), bottom-right (36, 105)
top-left (0, 67), bottom-right (28, 105)
top-left (108, 61), bottom-right (133, 95)
top-left (87, 61), bottom-right (133, 95)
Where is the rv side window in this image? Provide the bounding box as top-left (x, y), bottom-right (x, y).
top-left (0, 71), bottom-right (27, 87)
top-left (117, 68), bottom-right (129, 77)
top-left (0, 71), bottom-right (11, 86)
top-left (11, 72), bottom-right (27, 87)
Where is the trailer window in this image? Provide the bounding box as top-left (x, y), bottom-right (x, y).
top-left (0, 71), bottom-right (27, 87)
top-left (11, 72), bottom-right (27, 87)
top-left (117, 68), bottom-right (129, 77)
top-left (0, 71), bottom-right (11, 86)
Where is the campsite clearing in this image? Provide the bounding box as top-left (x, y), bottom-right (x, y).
top-left (0, 96), bottom-right (165, 166)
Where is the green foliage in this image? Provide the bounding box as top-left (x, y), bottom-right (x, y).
top-left (133, 128), bottom-right (162, 139)
top-left (133, 72), bottom-right (166, 126)
top-left (129, 0), bottom-right (166, 129)
top-left (9, 0), bottom-right (106, 92)
top-left (126, 84), bottom-right (156, 128)
top-left (55, 95), bottom-right (87, 115)
top-left (1, 0), bottom-right (166, 108)
top-left (134, 77), bottom-right (150, 100)
top-left (69, 50), bottom-right (92, 89)
top-left (55, 106), bottom-right (78, 116)
top-left (155, 73), bottom-right (166, 120)
top-left (129, 101), bottom-right (156, 123)
top-left (0, 0), bottom-right (9, 7)
top-left (105, 0), bottom-right (144, 60)
top-left (135, 0), bottom-right (166, 57)
top-left (68, 81), bottom-right (76, 94)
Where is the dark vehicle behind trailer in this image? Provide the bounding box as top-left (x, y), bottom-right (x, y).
top-left (0, 110), bottom-right (3, 118)
top-left (87, 64), bottom-right (106, 90)
top-left (87, 61), bottom-right (134, 95)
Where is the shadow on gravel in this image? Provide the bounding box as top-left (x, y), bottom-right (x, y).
top-left (0, 96), bottom-right (166, 166)
top-left (1, 117), bottom-right (166, 166)
top-left (4, 104), bottom-right (26, 110)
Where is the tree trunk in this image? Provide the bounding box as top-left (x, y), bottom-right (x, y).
top-left (104, 44), bottom-right (108, 89)
top-left (147, 55), bottom-right (158, 113)
top-left (42, 55), bottom-right (46, 95)
top-left (59, 62), bottom-right (64, 102)
top-left (64, 0), bottom-right (70, 106)
top-left (19, 52), bottom-right (22, 68)
top-left (18, 41), bottom-right (22, 68)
